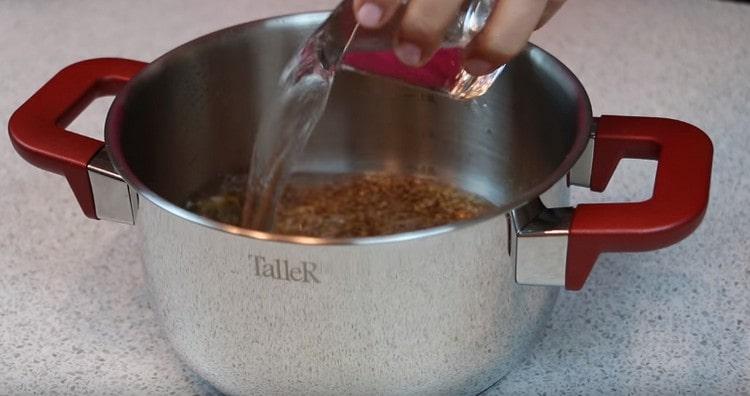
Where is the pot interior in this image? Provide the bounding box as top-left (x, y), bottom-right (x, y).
top-left (106, 12), bottom-right (591, 236)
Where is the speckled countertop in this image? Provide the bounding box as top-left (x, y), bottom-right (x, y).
top-left (1, 0), bottom-right (748, 395)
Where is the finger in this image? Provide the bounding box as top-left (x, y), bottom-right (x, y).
top-left (353, 0), bottom-right (403, 29)
top-left (463, 0), bottom-right (548, 76)
top-left (536, 0), bottom-right (566, 29)
top-left (393, 0), bottom-right (466, 67)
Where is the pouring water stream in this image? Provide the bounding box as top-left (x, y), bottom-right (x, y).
top-left (242, 0), bottom-right (498, 231)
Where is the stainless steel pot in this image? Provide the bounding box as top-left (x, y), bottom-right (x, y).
top-left (9, 12), bottom-right (713, 396)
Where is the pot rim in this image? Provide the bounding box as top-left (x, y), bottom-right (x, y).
top-left (105, 11), bottom-right (593, 246)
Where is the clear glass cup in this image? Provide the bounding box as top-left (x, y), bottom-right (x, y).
top-left (315, 0), bottom-right (501, 100)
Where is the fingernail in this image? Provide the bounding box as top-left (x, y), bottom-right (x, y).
top-left (394, 42), bottom-right (423, 67)
top-left (356, 3), bottom-right (383, 28)
top-left (463, 59), bottom-right (494, 76)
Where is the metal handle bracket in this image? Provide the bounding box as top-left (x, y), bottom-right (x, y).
top-left (87, 147), bottom-right (137, 224)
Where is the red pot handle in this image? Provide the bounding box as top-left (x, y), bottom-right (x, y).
top-left (566, 115), bottom-right (713, 290)
top-left (8, 58), bottom-right (146, 219)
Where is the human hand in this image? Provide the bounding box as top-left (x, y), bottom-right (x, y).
top-left (353, 0), bottom-right (565, 75)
